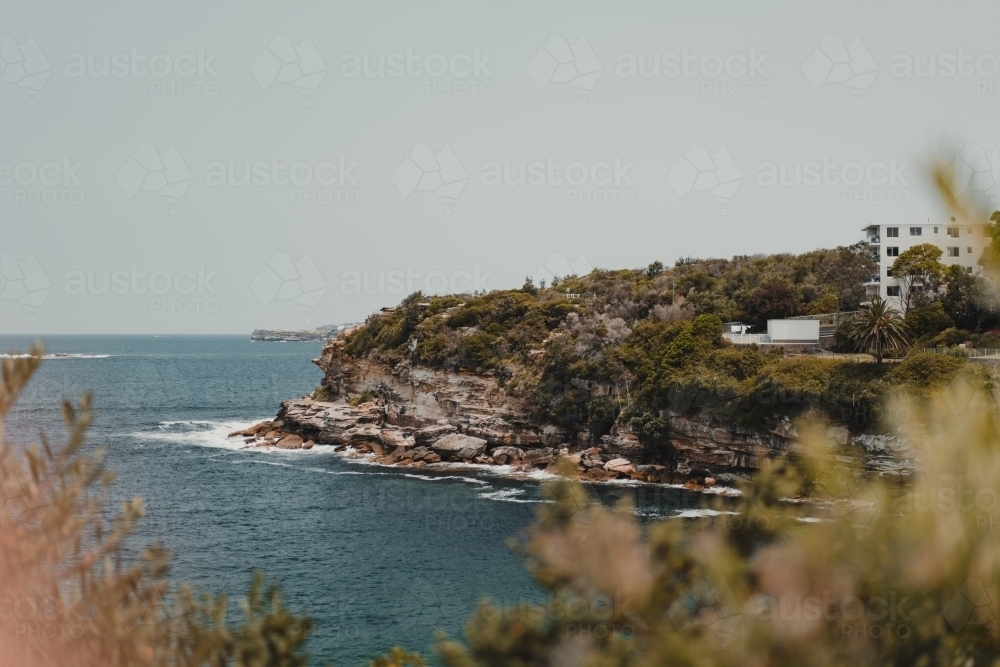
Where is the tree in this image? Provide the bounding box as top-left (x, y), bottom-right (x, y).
top-left (890, 243), bottom-right (945, 314)
top-left (904, 301), bottom-right (954, 338)
top-left (741, 280), bottom-right (798, 328)
top-left (817, 242), bottom-right (878, 311)
top-left (846, 296), bottom-right (911, 363)
top-left (941, 263), bottom-right (1000, 331)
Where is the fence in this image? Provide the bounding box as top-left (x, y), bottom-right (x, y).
top-left (922, 348), bottom-right (1000, 360)
top-left (788, 310), bottom-right (859, 328)
top-left (722, 333), bottom-right (772, 344)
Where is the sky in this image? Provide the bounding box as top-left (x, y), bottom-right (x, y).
top-left (3, 0), bottom-right (1000, 333)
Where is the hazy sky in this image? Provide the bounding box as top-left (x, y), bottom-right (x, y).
top-left (3, 0), bottom-right (1000, 333)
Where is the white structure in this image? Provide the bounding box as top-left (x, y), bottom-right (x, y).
top-left (768, 319), bottom-right (819, 343)
top-left (722, 319), bottom-right (820, 345)
top-left (861, 221), bottom-right (991, 307)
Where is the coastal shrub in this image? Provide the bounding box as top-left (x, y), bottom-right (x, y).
top-left (0, 351), bottom-right (312, 667)
top-left (375, 380), bottom-right (1000, 667)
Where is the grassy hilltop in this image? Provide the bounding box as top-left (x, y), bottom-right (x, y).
top-left (340, 243), bottom-right (1000, 453)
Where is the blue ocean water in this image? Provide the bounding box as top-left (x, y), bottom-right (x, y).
top-left (0, 335), bottom-right (706, 665)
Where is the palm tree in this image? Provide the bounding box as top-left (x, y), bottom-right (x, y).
top-left (846, 296), bottom-right (911, 364)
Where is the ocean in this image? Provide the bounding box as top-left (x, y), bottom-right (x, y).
top-left (0, 334), bottom-right (718, 665)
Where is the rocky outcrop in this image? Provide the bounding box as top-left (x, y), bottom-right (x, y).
top-left (239, 337), bottom-right (907, 485)
top-left (251, 329), bottom-right (328, 342)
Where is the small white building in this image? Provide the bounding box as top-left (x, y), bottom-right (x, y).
top-left (768, 319), bottom-right (819, 343)
top-left (722, 319), bottom-right (820, 345)
top-left (861, 221), bottom-right (991, 308)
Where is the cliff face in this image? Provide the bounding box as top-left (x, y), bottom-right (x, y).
top-left (297, 337), bottom-right (793, 480)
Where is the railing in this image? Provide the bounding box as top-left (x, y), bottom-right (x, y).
top-left (723, 333), bottom-right (772, 344)
top-left (923, 348), bottom-right (1000, 360)
top-left (788, 311), bottom-right (860, 327)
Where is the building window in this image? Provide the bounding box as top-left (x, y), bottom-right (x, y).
top-left (886, 268), bottom-right (893, 277)
top-left (887, 227), bottom-right (899, 237)
top-left (910, 227), bottom-right (922, 236)
top-left (948, 227), bottom-right (960, 238)
top-left (948, 247), bottom-right (960, 257)
top-left (887, 286), bottom-right (900, 296)
top-left (886, 247), bottom-right (899, 257)
top-left (968, 246), bottom-right (973, 253)
top-left (967, 267), bottom-right (974, 273)
top-left (934, 226), bottom-right (939, 233)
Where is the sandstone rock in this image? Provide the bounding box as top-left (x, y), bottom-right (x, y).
top-left (275, 434), bottom-right (303, 449)
top-left (415, 423), bottom-right (458, 444)
top-left (604, 458), bottom-right (635, 474)
top-left (491, 446), bottom-right (525, 465)
top-left (379, 429), bottom-right (409, 451)
top-left (705, 477), bottom-right (716, 486)
top-left (826, 425), bottom-right (850, 446)
top-left (432, 433), bottom-right (488, 460)
top-left (423, 452), bottom-right (442, 463)
top-left (585, 468), bottom-right (618, 482)
top-left (303, 440), bottom-right (314, 450)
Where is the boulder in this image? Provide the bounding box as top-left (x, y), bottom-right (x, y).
top-left (585, 468), bottom-right (618, 482)
top-left (604, 458), bottom-right (635, 474)
top-left (432, 434), bottom-right (488, 461)
top-left (491, 446), bottom-right (525, 465)
top-left (423, 452), bottom-right (442, 463)
top-left (379, 429), bottom-right (410, 451)
top-left (826, 425), bottom-right (850, 446)
top-left (303, 440), bottom-right (315, 450)
top-left (275, 434), bottom-right (303, 449)
top-left (415, 423), bottom-right (458, 444)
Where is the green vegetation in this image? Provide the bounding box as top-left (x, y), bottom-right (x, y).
top-left (846, 296), bottom-right (911, 364)
top-left (377, 382), bottom-right (1000, 667)
top-left (338, 242), bottom-right (995, 454)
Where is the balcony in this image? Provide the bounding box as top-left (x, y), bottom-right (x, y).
top-left (866, 236), bottom-right (880, 244)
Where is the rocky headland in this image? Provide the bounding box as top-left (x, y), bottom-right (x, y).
top-left (232, 335), bottom-right (914, 487)
top-left (251, 329), bottom-right (328, 342)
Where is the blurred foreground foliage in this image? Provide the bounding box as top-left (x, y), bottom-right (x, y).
top-left (374, 374), bottom-right (1000, 667)
top-left (0, 349), bottom-right (312, 667)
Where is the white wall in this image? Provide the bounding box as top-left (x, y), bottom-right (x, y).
top-left (768, 319), bottom-right (820, 341)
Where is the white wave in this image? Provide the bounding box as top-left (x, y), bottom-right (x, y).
top-left (0, 353), bottom-right (110, 359)
top-left (663, 482), bottom-right (743, 497)
top-left (673, 508), bottom-right (740, 519)
top-left (132, 419), bottom-right (278, 450)
top-left (703, 485), bottom-right (742, 497)
top-left (402, 473), bottom-right (491, 486)
top-left (633, 507), bottom-right (671, 519)
top-left (477, 488), bottom-right (547, 504)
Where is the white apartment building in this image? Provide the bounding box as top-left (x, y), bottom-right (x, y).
top-left (862, 221), bottom-right (991, 307)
